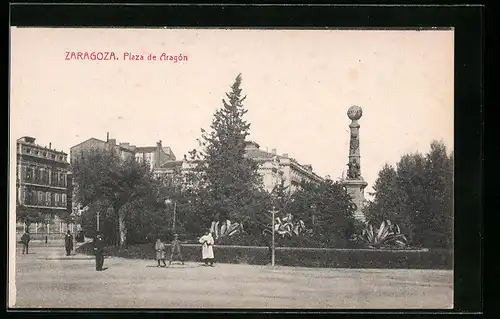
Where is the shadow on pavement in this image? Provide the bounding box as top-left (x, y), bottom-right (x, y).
top-left (145, 263), bottom-right (203, 269)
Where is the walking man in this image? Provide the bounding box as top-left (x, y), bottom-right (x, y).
top-left (21, 231), bottom-right (30, 255)
top-left (64, 230), bottom-right (74, 256)
top-left (94, 233), bottom-right (105, 271)
top-left (169, 234), bottom-right (184, 265)
top-left (199, 230), bottom-right (215, 267)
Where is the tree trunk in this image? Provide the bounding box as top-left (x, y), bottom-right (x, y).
top-left (118, 210), bottom-right (127, 248)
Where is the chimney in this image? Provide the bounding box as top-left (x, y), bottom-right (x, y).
top-left (130, 145), bottom-right (136, 152)
top-left (108, 138), bottom-right (116, 146)
top-left (271, 148), bottom-right (277, 155)
top-left (283, 153), bottom-right (289, 158)
top-left (106, 132), bottom-right (109, 142)
top-left (157, 140), bottom-right (162, 148)
top-left (49, 142), bottom-right (52, 149)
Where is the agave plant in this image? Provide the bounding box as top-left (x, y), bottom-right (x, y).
top-left (210, 220), bottom-right (243, 240)
top-left (356, 220), bottom-right (408, 249)
top-left (262, 213), bottom-right (308, 238)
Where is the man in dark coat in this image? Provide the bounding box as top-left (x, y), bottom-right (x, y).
top-left (93, 233), bottom-right (105, 271)
top-left (64, 230), bottom-right (74, 256)
top-left (21, 231), bottom-right (30, 255)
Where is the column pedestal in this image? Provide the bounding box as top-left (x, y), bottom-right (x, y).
top-left (342, 178), bottom-right (368, 223)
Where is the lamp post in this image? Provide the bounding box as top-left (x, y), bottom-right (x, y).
top-left (45, 215), bottom-right (51, 243)
top-left (165, 199), bottom-right (177, 234)
top-left (96, 210), bottom-right (100, 232)
top-left (270, 206), bottom-right (278, 267)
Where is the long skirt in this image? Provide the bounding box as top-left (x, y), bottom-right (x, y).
top-left (156, 250), bottom-right (165, 260)
top-left (201, 244), bottom-right (214, 259)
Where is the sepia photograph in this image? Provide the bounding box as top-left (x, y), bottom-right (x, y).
top-left (9, 27), bottom-right (454, 309)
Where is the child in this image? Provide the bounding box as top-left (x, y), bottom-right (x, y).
top-left (155, 238), bottom-right (167, 267)
top-left (169, 234), bottom-right (184, 265)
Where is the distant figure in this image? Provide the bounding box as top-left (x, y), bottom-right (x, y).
top-left (21, 231), bottom-right (30, 255)
top-left (169, 234), bottom-right (184, 265)
top-left (93, 233), bottom-right (105, 271)
top-left (155, 238), bottom-right (167, 267)
top-left (199, 230), bottom-right (215, 267)
top-left (65, 230), bottom-right (74, 256)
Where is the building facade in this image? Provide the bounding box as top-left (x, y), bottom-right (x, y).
top-left (69, 135), bottom-right (136, 219)
top-left (16, 136), bottom-right (71, 234)
top-left (243, 141), bottom-right (323, 193)
top-left (134, 140), bottom-right (176, 174)
top-left (150, 140), bottom-right (324, 193)
top-left (69, 135), bottom-right (136, 165)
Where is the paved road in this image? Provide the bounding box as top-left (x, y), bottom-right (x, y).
top-left (11, 244), bottom-right (453, 309)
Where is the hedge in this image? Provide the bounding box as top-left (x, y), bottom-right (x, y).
top-left (76, 243), bottom-right (452, 269)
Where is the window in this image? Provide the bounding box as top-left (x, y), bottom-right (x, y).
top-left (21, 166), bottom-right (27, 181)
top-left (51, 171), bottom-right (57, 186)
top-left (25, 189), bottom-right (31, 205)
top-left (62, 194), bottom-right (67, 205)
top-left (25, 167), bottom-right (32, 182)
top-left (21, 187), bottom-right (26, 203)
top-left (34, 168), bottom-right (40, 184)
top-left (46, 192), bottom-right (51, 206)
top-left (38, 191), bottom-right (43, 205)
top-left (55, 193), bottom-right (60, 205)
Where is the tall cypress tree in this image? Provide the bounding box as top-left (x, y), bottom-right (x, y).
top-left (194, 74), bottom-right (262, 224)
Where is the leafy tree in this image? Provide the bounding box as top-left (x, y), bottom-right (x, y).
top-left (364, 164), bottom-right (399, 224)
top-left (16, 205), bottom-right (44, 231)
top-left (72, 148), bottom-right (159, 247)
top-left (287, 179), bottom-right (356, 247)
top-left (363, 140), bottom-right (453, 248)
top-left (188, 74), bottom-right (263, 225)
top-left (420, 141), bottom-right (453, 248)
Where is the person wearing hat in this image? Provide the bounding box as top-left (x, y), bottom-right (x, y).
top-left (169, 234), bottom-right (184, 265)
top-left (93, 233), bottom-right (105, 271)
top-left (64, 230), bottom-right (74, 256)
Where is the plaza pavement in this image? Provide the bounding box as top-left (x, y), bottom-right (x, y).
top-left (11, 242), bottom-right (453, 309)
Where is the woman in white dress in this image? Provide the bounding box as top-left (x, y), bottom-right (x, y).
top-left (199, 230), bottom-right (215, 266)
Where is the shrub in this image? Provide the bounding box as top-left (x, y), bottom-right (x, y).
top-left (75, 242), bottom-right (451, 269)
top-left (354, 220), bottom-right (408, 249)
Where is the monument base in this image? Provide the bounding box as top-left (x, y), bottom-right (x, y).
top-left (341, 178), bottom-right (368, 223)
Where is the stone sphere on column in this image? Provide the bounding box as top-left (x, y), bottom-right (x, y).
top-left (347, 105), bottom-right (363, 121)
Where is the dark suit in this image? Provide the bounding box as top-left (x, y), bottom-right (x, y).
top-left (94, 236), bottom-right (105, 271)
top-left (21, 233), bottom-right (30, 254)
top-left (65, 234), bottom-right (74, 256)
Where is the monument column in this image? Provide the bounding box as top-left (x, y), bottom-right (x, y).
top-left (342, 105), bottom-right (368, 223)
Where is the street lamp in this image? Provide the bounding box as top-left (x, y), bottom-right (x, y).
top-left (96, 210), bottom-right (100, 232)
top-left (44, 215), bottom-right (51, 243)
top-left (165, 198), bottom-right (177, 234)
top-left (270, 206), bottom-right (278, 267)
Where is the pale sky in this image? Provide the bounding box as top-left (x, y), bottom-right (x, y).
top-left (10, 28), bottom-right (454, 198)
